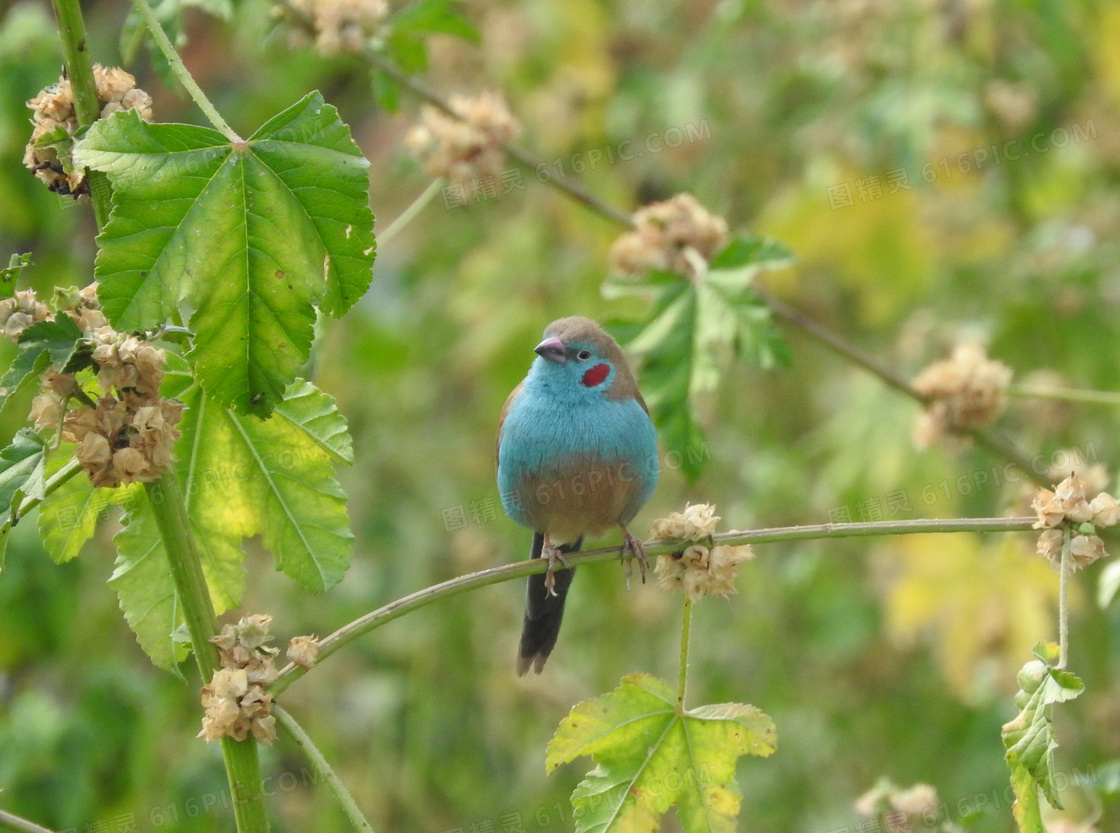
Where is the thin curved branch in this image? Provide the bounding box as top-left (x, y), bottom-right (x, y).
top-left (271, 515), bottom-right (1035, 695)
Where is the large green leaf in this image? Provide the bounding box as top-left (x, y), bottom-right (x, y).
top-left (73, 93), bottom-right (376, 416)
top-left (1002, 642), bottom-right (1084, 832)
top-left (110, 377), bottom-right (352, 670)
top-left (178, 379), bottom-right (353, 592)
top-left (547, 673), bottom-right (776, 833)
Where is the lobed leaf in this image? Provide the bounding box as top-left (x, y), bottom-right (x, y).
top-left (74, 93), bottom-right (376, 416)
top-left (614, 233), bottom-right (792, 480)
top-left (547, 673), bottom-right (776, 833)
top-left (1002, 643), bottom-right (1084, 828)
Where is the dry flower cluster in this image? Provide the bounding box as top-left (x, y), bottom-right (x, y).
top-left (199, 616), bottom-right (321, 743)
top-left (283, 0), bottom-right (388, 55)
top-left (854, 780), bottom-right (955, 832)
top-left (20, 285), bottom-right (183, 488)
top-left (200, 615), bottom-right (281, 744)
top-left (911, 342), bottom-right (1013, 448)
top-left (651, 503), bottom-right (753, 602)
top-left (1032, 473), bottom-right (1120, 570)
top-left (404, 91), bottom-right (520, 184)
top-left (0, 290), bottom-right (52, 341)
top-left (609, 193), bottom-right (729, 281)
top-left (24, 65), bottom-right (152, 196)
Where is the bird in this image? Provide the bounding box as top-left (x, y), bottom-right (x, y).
top-left (497, 316), bottom-right (659, 674)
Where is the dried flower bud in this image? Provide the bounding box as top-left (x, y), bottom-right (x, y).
top-left (1037, 528), bottom-right (1063, 562)
top-left (24, 66), bottom-right (151, 196)
top-left (1070, 534), bottom-right (1107, 569)
top-left (0, 289), bottom-right (52, 341)
top-left (654, 521), bottom-right (753, 602)
top-left (891, 783), bottom-right (939, 819)
top-left (404, 91), bottom-right (520, 184)
top-left (911, 342), bottom-right (1012, 448)
top-left (1055, 473), bottom-right (1093, 523)
top-left (1090, 493), bottom-right (1120, 528)
top-left (287, 635), bottom-right (320, 669)
top-left (650, 502), bottom-right (720, 542)
top-left (609, 193), bottom-right (729, 281)
top-left (251, 714), bottom-right (277, 745)
top-left (1032, 489), bottom-right (1064, 529)
top-left (284, 0), bottom-right (388, 55)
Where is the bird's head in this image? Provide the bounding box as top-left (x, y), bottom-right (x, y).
top-left (529, 316), bottom-right (636, 403)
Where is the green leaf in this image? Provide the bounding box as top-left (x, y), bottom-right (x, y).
top-left (110, 377), bottom-right (352, 669)
top-left (177, 380), bottom-right (353, 592)
top-left (38, 447), bottom-right (141, 564)
top-left (0, 253), bottom-right (32, 298)
top-left (619, 238), bottom-right (791, 479)
top-left (1002, 643), bottom-right (1084, 824)
top-left (391, 0), bottom-right (479, 42)
top-left (73, 93), bottom-right (376, 416)
top-left (110, 489), bottom-right (189, 675)
top-left (386, 0), bottom-right (479, 72)
top-left (708, 233), bottom-right (793, 271)
top-left (547, 673), bottom-right (776, 833)
top-left (0, 429), bottom-right (47, 568)
top-left (0, 316), bottom-right (82, 407)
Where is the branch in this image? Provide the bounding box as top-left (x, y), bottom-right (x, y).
top-left (271, 515), bottom-right (1035, 695)
top-left (273, 705), bottom-right (376, 833)
top-left (756, 288), bottom-right (1045, 485)
top-left (0, 810), bottom-right (56, 833)
top-left (367, 55), bottom-right (637, 228)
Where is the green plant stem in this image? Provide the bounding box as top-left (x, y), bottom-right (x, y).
top-left (145, 472), bottom-right (270, 833)
top-left (677, 595), bottom-right (692, 714)
top-left (271, 514), bottom-right (1035, 695)
top-left (48, 0), bottom-right (111, 228)
top-left (0, 809), bottom-right (56, 833)
top-left (273, 705), bottom-right (376, 833)
top-left (130, 0), bottom-right (241, 141)
top-left (1058, 526), bottom-right (1071, 669)
top-left (1010, 385), bottom-right (1120, 407)
top-left (377, 179), bottom-right (442, 248)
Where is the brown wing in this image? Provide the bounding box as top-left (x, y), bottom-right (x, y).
top-left (496, 381), bottom-right (524, 467)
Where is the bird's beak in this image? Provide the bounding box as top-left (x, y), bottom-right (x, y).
top-left (534, 336), bottom-right (567, 364)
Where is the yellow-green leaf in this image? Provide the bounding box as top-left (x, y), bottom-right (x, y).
top-left (547, 673), bottom-right (776, 833)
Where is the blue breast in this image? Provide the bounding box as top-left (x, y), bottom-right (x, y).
top-left (498, 366), bottom-right (658, 531)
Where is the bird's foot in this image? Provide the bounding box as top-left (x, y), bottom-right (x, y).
top-left (620, 527), bottom-right (648, 590)
top-left (542, 539), bottom-right (571, 598)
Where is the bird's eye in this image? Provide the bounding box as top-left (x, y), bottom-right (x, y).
top-left (576, 350), bottom-right (592, 361)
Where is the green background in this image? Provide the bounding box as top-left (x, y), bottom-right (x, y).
top-left (1, 0), bottom-right (1119, 831)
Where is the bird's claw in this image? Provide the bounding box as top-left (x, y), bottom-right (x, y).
top-left (542, 542), bottom-right (571, 598)
top-left (620, 529), bottom-right (648, 590)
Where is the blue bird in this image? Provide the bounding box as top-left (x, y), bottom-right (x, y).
top-left (497, 316), bottom-right (659, 674)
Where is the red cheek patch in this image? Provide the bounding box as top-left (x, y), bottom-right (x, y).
top-left (581, 363), bottom-right (611, 387)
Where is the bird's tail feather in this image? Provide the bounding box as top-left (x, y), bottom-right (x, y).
top-left (517, 532), bottom-right (580, 675)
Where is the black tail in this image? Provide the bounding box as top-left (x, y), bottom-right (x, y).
top-left (517, 533), bottom-right (580, 675)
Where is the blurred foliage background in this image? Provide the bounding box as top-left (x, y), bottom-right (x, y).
top-left (2, 0), bottom-right (1120, 831)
